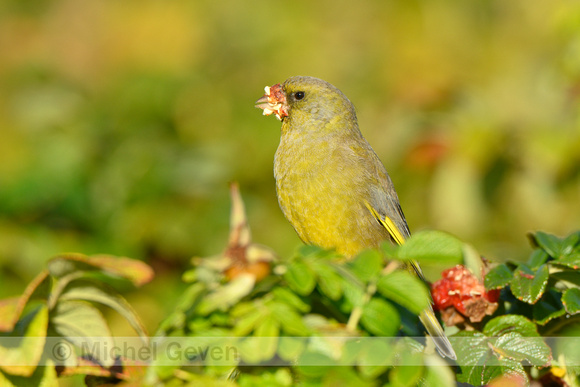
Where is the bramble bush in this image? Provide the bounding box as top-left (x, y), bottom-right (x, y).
top-left (0, 185), bottom-right (579, 386)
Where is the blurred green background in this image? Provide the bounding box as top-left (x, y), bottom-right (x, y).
top-left (1, 0), bottom-right (579, 334)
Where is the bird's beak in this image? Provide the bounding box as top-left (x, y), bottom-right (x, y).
top-left (255, 84), bottom-right (288, 121)
top-left (254, 94), bottom-right (271, 110)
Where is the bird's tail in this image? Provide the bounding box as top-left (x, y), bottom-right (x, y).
top-left (419, 306), bottom-right (457, 360)
top-left (364, 202), bottom-right (456, 359)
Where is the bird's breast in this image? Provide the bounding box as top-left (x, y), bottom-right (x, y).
top-left (274, 134), bottom-right (387, 257)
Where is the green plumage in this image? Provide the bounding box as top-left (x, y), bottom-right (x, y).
top-left (274, 76), bottom-right (409, 257)
top-left (259, 76), bottom-right (456, 359)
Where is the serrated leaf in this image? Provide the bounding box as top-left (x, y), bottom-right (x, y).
top-left (453, 331), bottom-right (492, 384)
top-left (272, 288), bottom-right (310, 313)
top-left (0, 306), bottom-right (48, 377)
top-left (349, 249), bottom-right (384, 283)
top-left (50, 300), bottom-right (115, 367)
top-left (484, 264), bottom-right (513, 289)
top-left (376, 271), bottom-right (430, 314)
top-left (0, 271), bottom-right (50, 332)
top-left (312, 261), bottom-right (342, 301)
top-left (484, 315), bottom-right (540, 337)
top-left (510, 264), bottom-right (549, 304)
top-left (531, 231), bottom-right (565, 259)
top-left (454, 331), bottom-right (529, 386)
top-left (552, 253), bottom-right (580, 270)
top-left (360, 298), bottom-right (400, 337)
top-left (58, 280), bottom-right (148, 341)
top-left (396, 230), bottom-right (464, 265)
top-left (284, 260), bottom-right (316, 296)
top-left (533, 290), bottom-right (565, 325)
top-left (563, 288), bottom-right (580, 314)
top-left (48, 254), bottom-right (153, 286)
top-left (473, 358), bottom-right (528, 387)
top-left (492, 332), bottom-right (551, 366)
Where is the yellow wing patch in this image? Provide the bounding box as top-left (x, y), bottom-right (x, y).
top-left (364, 201), bottom-right (425, 280)
top-left (364, 201), bottom-right (406, 245)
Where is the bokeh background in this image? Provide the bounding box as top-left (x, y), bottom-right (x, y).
top-left (1, 0), bottom-right (579, 336)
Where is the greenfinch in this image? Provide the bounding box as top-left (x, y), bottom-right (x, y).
top-left (255, 76), bottom-right (456, 360)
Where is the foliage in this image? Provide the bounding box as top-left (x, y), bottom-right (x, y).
top-left (0, 186), bottom-right (579, 386)
top-left (0, 254), bottom-right (153, 386)
top-left (1, 1), bottom-right (580, 385)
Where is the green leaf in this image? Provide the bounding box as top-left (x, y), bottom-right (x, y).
top-left (453, 331), bottom-right (493, 385)
top-left (0, 358), bottom-right (58, 387)
top-left (527, 250), bottom-right (549, 269)
top-left (376, 271), bottom-right (430, 314)
top-left (533, 290), bottom-right (565, 325)
top-left (50, 300), bottom-right (115, 367)
top-left (396, 230), bottom-right (464, 265)
top-left (552, 253), bottom-right (580, 270)
top-left (360, 298), bottom-right (400, 337)
top-left (476, 358), bottom-right (528, 387)
top-left (358, 338), bottom-right (397, 375)
top-left (491, 332), bottom-right (551, 366)
top-left (389, 364), bottom-right (424, 387)
top-left (484, 264), bottom-right (513, 289)
top-left (252, 316), bottom-right (279, 362)
top-left (295, 351), bottom-right (334, 377)
top-left (278, 337), bottom-right (305, 362)
top-left (349, 249), bottom-right (384, 283)
top-left (0, 306), bottom-right (48, 377)
top-left (550, 269), bottom-right (580, 289)
top-left (562, 288), bottom-right (580, 314)
top-left (197, 274), bottom-right (255, 315)
top-left (297, 245), bottom-right (326, 258)
top-left (232, 307), bottom-right (265, 336)
top-left (284, 260), bottom-right (316, 296)
top-left (58, 280), bottom-right (148, 340)
top-left (0, 271), bottom-right (50, 333)
top-left (423, 355), bottom-right (457, 387)
top-left (483, 315), bottom-right (540, 337)
top-left (312, 261), bottom-right (342, 301)
top-left (340, 276), bottom-right (365, 312)
top-left (48, 254), bottom-right (154, 286)
top-left (481, 316), bottom-right (552, 366)
top-left (272, 288), bottom-right (310, 313)
top-left (530, 231), bottom-right (565, 258)
top-left (510, 264), bottom-right (549, 304)
top-left (454, 331), bottom-right (529, 386)
top-left (269, 302), bottom-right (309, 336)
top-left (355, 339), bottom-right (393, 378)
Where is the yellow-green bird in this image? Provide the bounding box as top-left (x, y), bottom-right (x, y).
top-left (255, 76), bottom-right (456, 360)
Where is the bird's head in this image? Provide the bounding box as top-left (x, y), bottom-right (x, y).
top-left (255, 76), bottom-right (356, 125)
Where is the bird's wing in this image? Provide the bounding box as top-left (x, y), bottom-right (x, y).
top-left (363, 201), bottom-right (406, 245)
top-left (364, 199), bottom-right (425, 278)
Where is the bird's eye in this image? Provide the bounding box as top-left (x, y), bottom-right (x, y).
top-left (294, 91), bottom-right (305, 100)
